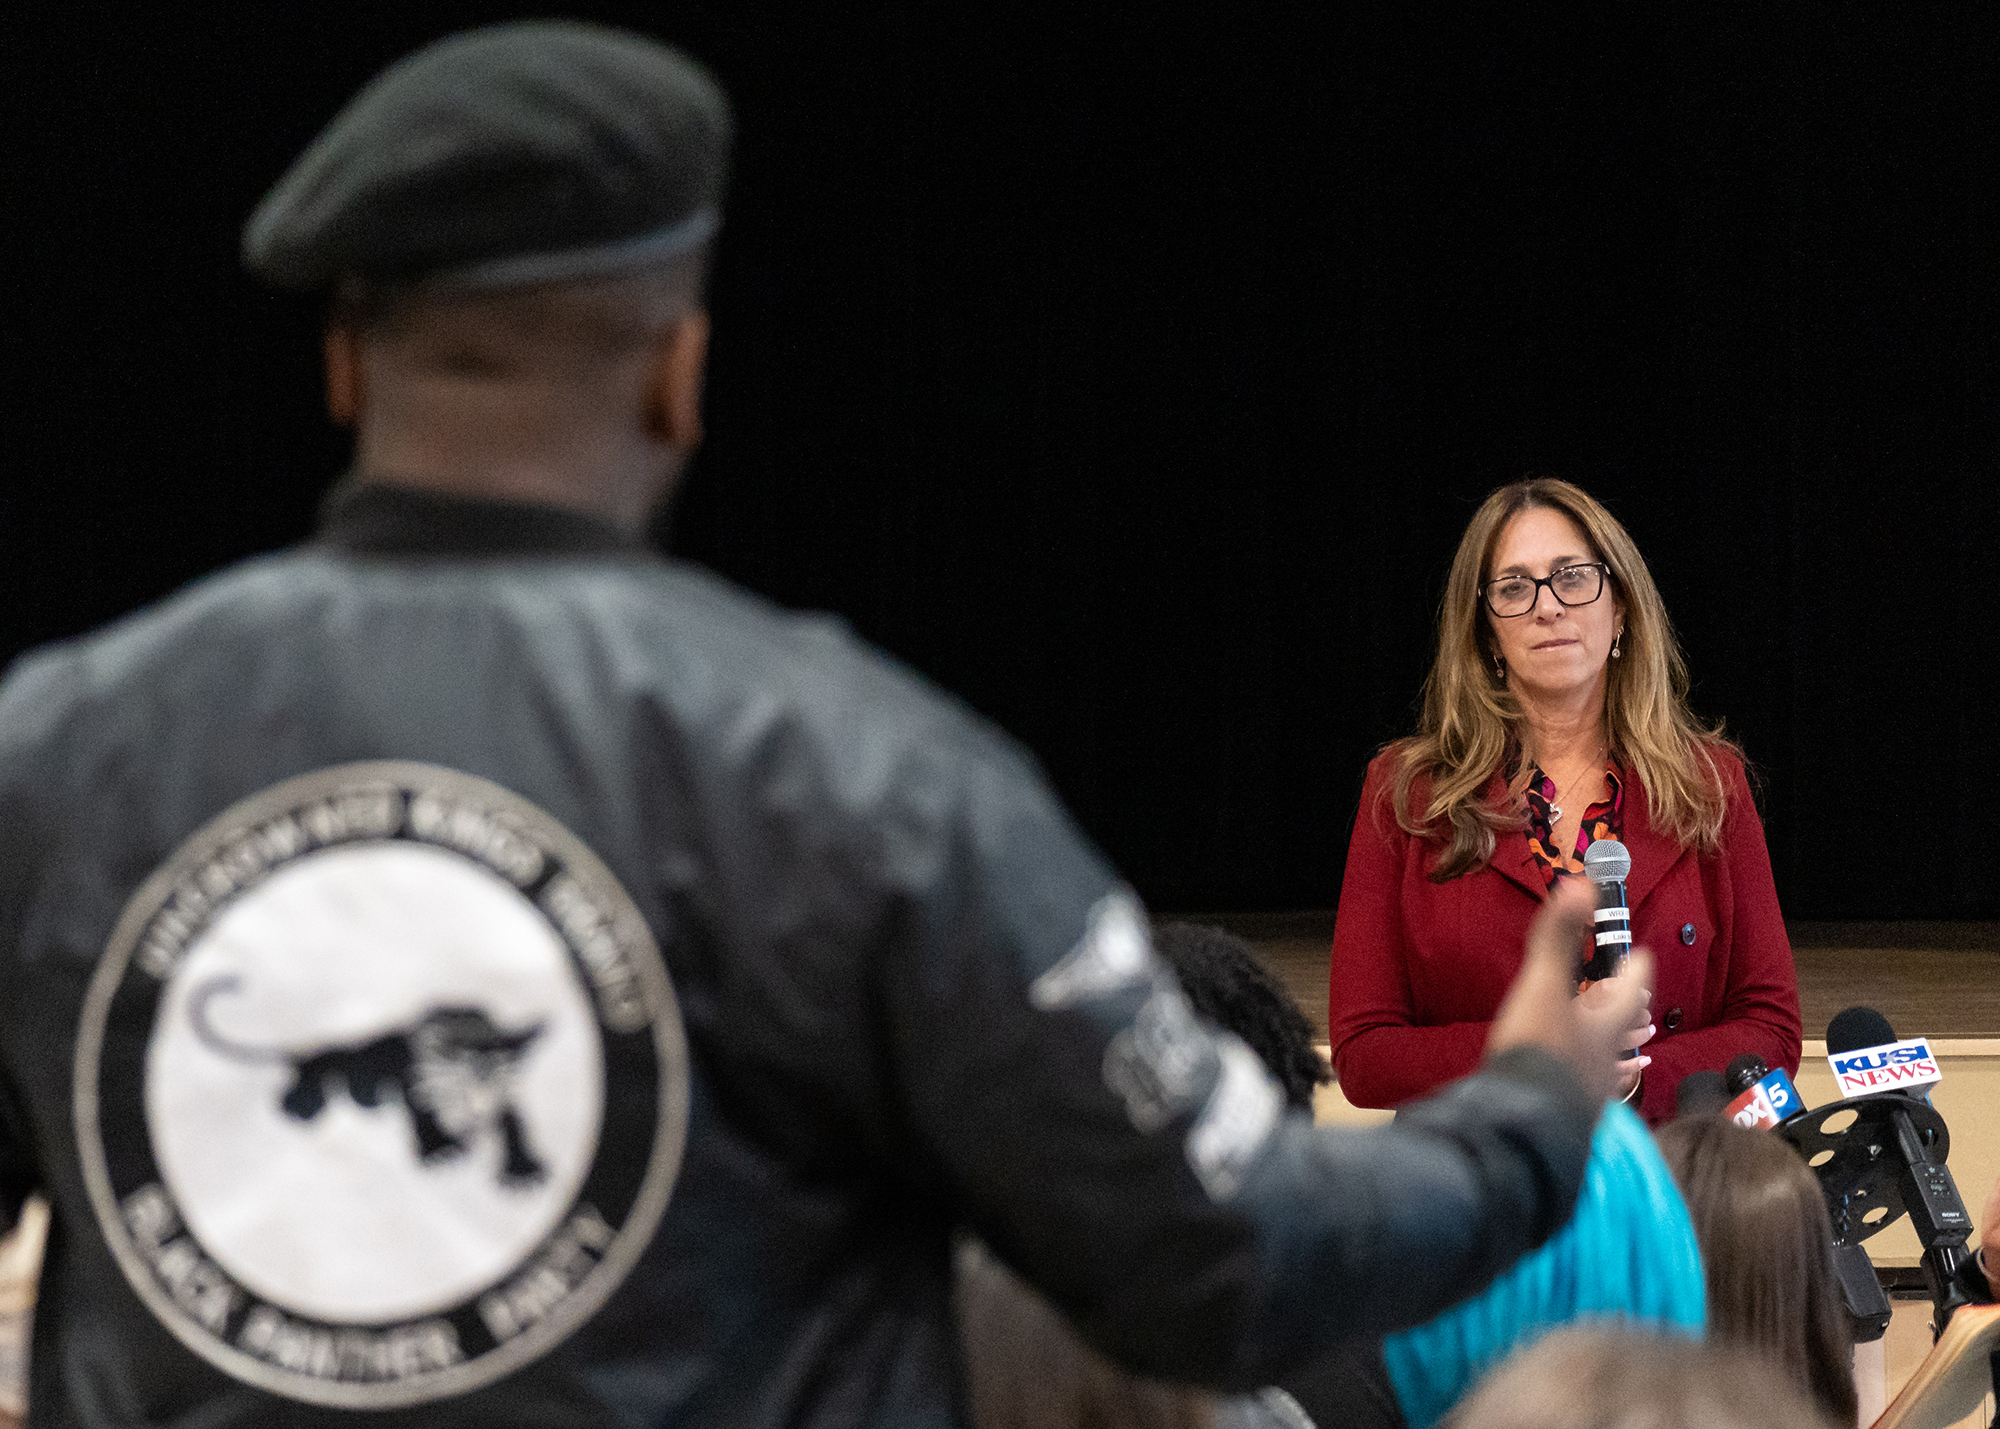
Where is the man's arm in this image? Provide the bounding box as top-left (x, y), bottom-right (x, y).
top-left (881, 745), bottom-right (1642, 1388)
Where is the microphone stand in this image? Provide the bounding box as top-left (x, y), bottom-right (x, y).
top-left (1887, 1103), bottom-right (1977, 1339)
top-left (1784, 1092), bottom-right (1974, 1344)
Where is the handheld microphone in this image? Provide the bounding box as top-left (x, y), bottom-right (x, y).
top-left (1672, 1070), bottom-right (1729, 1119)
top-left (1579, 840), bottom-right (1630, 983)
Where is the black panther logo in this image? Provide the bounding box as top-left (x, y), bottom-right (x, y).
top-left (188, 976), bottom-right (549, 1188)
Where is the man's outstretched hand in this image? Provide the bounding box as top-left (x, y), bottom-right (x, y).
top-left (1487, 878), bottom-right (1655, 1107)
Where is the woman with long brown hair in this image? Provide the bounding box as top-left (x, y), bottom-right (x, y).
top-left (1655, 1116), bottom-right (1859, 1427)
top-left (1327, 479), bottom-right (1801, 1122)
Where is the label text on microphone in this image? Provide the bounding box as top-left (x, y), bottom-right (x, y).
top-left (1827, 1038), bottom-right (1942, 1098)
top-left (1725, 1067), bottom-right (1802, 1129)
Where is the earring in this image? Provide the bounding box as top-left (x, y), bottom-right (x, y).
top-left (1494, 653), bottom-right (1506, 680)
top-left (1612, 630), bottom-right (1623, 660)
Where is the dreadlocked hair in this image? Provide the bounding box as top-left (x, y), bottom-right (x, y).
top-left (1151, 921), bottom-right (1329, 1111)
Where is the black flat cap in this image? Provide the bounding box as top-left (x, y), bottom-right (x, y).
top-left (243, 20), bottom-right (731, 290)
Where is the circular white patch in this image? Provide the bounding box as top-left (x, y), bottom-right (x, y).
top-left (145, 843), bottom-right (604, 1325)
top-left (75, 763), bottom-right (689, 1410)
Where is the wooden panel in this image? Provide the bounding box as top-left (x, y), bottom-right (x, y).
top-left (1791, 924), bottom-right (2000, 1042)
top-left (1877, 1299), bottom-right (1998, 1429)
top-left (0, 1198), bottom-right (39, 1423)
top-left (0, 1202), bottom-right (39, 1319)
top-left (1246, 937), bottom-right (1335, 1042)
top-left (1312, 1068), bottom-right (1393, 1130)
top-left (1205, 915), bottom-right (2000, 1046)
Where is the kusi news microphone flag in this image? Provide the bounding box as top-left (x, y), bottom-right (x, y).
top-left (1826, 1038), bottom-right (1943, 1098)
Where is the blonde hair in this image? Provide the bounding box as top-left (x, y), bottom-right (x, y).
top-left (1391, 478), bottom-right (1735, 881)
top-left (1441, 1327), bottom-right (1828, 1429)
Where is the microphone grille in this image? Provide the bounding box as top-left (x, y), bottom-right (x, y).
top-left (1724, 1053), bottom-right (1769, 1094)
top-left (1826, 1006), bottom-right (1897, 1055)
top-left (1582, 839), bottom-right (1630, 884)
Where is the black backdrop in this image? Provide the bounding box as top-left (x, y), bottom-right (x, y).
top-left (7, 7), bottom-right (1998, 918)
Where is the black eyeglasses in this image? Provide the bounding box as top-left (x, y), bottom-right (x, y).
top-left (1482, 562), bottom-right (1610, 618)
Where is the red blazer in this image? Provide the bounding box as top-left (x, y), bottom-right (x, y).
top-left (1327, 748), bottom-right (1802, 1125)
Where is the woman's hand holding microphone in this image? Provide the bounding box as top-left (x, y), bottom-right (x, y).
top-left (1487, 878), bottom-right (1654, 1107)
top-left (1578, 955), bottom-right (1655, 1102)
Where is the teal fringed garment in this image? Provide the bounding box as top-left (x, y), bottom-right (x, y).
top-left (1380, 1100), bottom-right (1707, 1428)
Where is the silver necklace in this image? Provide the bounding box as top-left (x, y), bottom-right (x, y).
top-left (1545, 754), bottom-right (1605, 825)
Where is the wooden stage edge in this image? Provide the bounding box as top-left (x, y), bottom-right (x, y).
top-left (1164, 914), bottom-right (2000, 1044)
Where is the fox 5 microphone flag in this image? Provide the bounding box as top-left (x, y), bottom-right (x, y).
top-left (1725, 1066), bottom-right (1804, 1129)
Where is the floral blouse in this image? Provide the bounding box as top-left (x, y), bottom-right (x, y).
top-left (1524, 763), bottom-right (1625, 889)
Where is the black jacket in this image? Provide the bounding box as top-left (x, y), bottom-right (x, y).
top-left (0, 483), bottom-right (1598, 1428)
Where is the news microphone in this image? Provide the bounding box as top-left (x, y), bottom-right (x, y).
top-left (1781, 1007), bottom-right (1974, 1334)
top-left (1723, 1053), bottom-right (1767, 1093)
top-left (1720, 1053), bottom-right (1806, 1130)
top-left (1826, 1005), bottom-right (1939, 1103)
top-left (1579, 839), bottom-right (1630, 983)
top-left (1715, 1053), bottom-right (1889, 1341)
top-left (1827, 1006), bottom-right (1896, 1053)
top-left (1673, 1070), bottom-right (1730, 1119)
